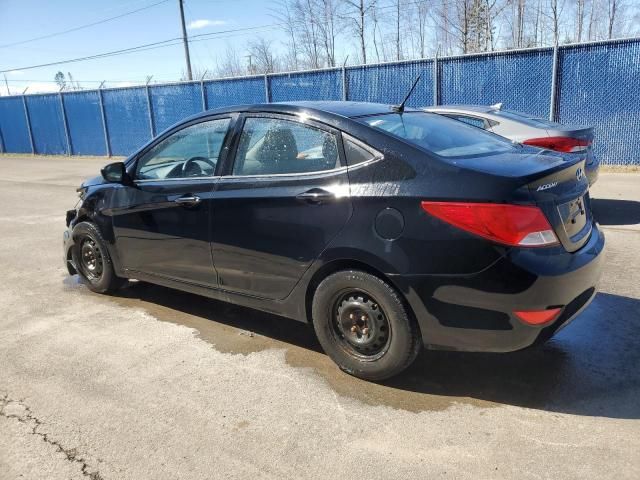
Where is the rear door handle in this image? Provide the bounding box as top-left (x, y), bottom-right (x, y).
top-left (174, 195), bottom-right (201, 207)
top-left (296, 189), bottom-right (335, 204)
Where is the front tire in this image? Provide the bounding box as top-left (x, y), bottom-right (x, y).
top-left (71, 221), bottom-right (126, 294)
top-left (311, 270), bottom-right (421, 381)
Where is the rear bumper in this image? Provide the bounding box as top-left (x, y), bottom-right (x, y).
top-left (390, 222), bottom-right (605, 352)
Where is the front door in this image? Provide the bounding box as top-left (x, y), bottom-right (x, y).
top-left (112, 117), bottom-right (232, 286)
top-left (210, 114), bottom-right (353, 300)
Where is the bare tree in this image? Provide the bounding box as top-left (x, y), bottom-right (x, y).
top-left (394, 0), bottom-right (402, 61)
top-left (607, 0), bottom-right (619, 39)
top-left (316, 0), bottom-right (341, 67)
top-left (341, 0), bottom-right (375, 64)
top-left (273, 1), bottom-right (300, 70)
top-left (545, 0), bottom-right (564, 45)
top-left (216, 44), bottom-right (246, 77)
top-left (414, 0), bottom-right (431, 58)
top-left (576, 0), bottom-right (586, 41)
top-left (248, 37), bottom-right (278, 74)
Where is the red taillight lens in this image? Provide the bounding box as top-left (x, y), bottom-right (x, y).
top-left (513, 308), bottom-right (562, 325)
top-left (421, 201), bottom-right (559, 247)
top-left (523, 136), bottom-right (592, 153)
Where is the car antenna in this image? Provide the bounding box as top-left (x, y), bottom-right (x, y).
top-left (391, 75), bottom-right (421, 113)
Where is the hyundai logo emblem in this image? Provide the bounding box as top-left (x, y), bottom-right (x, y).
top-left (576, 168), bottom-right (585, 181)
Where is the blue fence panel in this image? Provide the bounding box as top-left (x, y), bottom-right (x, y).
top-left (347, 60), bottom-right (434, 107)
top-left (1, 39), bottom-right (639, 164)
top-left (150, 83), bottom-right (203, 134)
top-left (205, 77), bottom-right (265, 109)
top-left (557, 39), bottom-right (640, 166)
top-left (270, 70), bottom-right (342, 102)
top-left (102, 87), bottom-right (151, 156)
top-left (440, 50), bottom-right (553, 118)
top-left (25, 95), bottom-right (67, 154)
top-left (0, 97), bottom-right (31, 153)
top-left (63, 91), bottom-right (106, 156)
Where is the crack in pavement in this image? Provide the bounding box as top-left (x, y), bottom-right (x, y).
top-left (0, 393), bottom-right (104, 480)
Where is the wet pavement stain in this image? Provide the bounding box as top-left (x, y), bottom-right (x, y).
top-left (63, 276), bottom-right (640, 418)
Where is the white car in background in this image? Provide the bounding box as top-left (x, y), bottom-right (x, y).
top-left (425, 103), bottom-right (599, 185)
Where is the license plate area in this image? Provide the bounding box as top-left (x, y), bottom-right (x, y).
top-left (558, 195), bottom-right (588, 238)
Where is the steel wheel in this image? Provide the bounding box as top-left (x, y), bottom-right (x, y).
top-left (79, 237), bottom-right (104, 281)
top-left (331, 290), bottom-right (392, 360)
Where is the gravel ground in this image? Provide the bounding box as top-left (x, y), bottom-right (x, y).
top-left (0, 155), bottom-right (639, 479)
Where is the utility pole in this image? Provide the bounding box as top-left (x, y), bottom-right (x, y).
top-left (178, 0), bottom-right (193, 81)
top-left (3, 74), bottom-right (9, 95)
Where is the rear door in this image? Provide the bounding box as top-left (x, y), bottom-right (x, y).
top-left (112, 116), bottom-right (233, 286)
top-left (210, 114), bottom-right (352, 300)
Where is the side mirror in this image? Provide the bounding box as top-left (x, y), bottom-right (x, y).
top-left (101, 162), bottom-right (127, 183)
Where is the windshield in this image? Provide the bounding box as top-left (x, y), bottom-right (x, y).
top-left (361, 112), bottom-right (516, 158)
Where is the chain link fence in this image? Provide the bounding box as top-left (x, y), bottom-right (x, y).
top-left (0, 38), bottom-right (639, 165)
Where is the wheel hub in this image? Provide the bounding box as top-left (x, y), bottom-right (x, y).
top-left (80, 239), bottom-right (103, 279)
top-left (336, 294), bottom-right (389, 354)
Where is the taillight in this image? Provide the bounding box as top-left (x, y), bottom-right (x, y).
top-left (421, 202), bottom-right (559, 247)
top-left (513, 308), bottom-right (562, 325)
top-left (523, 136), bottom-right (591, 153)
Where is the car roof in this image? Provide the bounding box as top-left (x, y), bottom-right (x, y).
top-left (424, 104), bottom-right (497, 114)
top-left (185, 101), bottom-right (418, 123)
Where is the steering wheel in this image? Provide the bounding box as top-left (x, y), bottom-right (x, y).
top-left (181, 156), bottom-right (216, 177)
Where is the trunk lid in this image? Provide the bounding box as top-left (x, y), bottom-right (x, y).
top-left (526, 158), bottom-right (591, 252)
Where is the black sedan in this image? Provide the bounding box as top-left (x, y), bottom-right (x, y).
top-left (64, 101), bottom-right (604, 380)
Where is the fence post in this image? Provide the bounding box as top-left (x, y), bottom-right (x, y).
top-left (200, 80), bottom-right (207, 111)
top-left (549, 42), bottom-right (560, 121)
top-left (264, 74), bottom-right (271, 102)
top-left (22, 95), bottom-right (35, 154)
top-left (58, 92), bottom-right (72, 155)
top-left (145, 84), bottom-right (155, 138)
top-left (341, 66), bottom-right (348, 101)
top-left (432, 49), bottom-right (440, 106)
top-left (97, 87), bottom-right (111, 157)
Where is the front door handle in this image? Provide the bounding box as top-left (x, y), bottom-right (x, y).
top-left (174, 195), bottom-right (201, 207)
top-left (296, 188), bottom-right (335, 205)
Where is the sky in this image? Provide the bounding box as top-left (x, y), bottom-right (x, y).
top-left (0, 0), bottom-right (287, 94)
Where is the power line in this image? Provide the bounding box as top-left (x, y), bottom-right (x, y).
top-left (0, 0), bottom-right (171, 49)
top-left (0, 0), bottom-right (482, 74)
top-left (0, 38), bottom-right (184, 74)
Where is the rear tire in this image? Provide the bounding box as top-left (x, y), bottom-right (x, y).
top-left (311, 270), bottom-right (421, 381)
top-left (71, 221), bottom-right (126, 294)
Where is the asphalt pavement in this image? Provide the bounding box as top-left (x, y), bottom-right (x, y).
top-left (0, 155), bottom-right (638, 479)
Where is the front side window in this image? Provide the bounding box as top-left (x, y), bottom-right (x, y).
top-left (232, 117), bottom-right (339, 176)
top-left (136, 118), bottom-right (230, 180)
top-left (361, 112), bottom-right (515, 158)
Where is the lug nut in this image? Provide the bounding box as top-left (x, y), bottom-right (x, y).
top-left (361, 315), bottom-right (367, 322)
top-left (350, 326), bottom-right (357, 333)
top-left (349, 313), bottom-right (355, 320)
top-left (362, 327), bottom-right (369, 335)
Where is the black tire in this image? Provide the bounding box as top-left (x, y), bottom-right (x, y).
top-left (71, 221), bottom-right (126, 294)
top-left (311, 270), bottom-right (421, 381)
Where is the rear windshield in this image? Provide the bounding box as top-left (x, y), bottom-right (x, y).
top-left (361, 112), bottom-right (516, 158)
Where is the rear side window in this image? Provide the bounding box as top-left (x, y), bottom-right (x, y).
top-left (361, 112), bottom-right (515, 158)
top-left (446, 115), bottom-right (486, 130)
top-left (233, 117), bottom-right (339, 176)
top-left (343, 137), bottom-right (376, 166)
